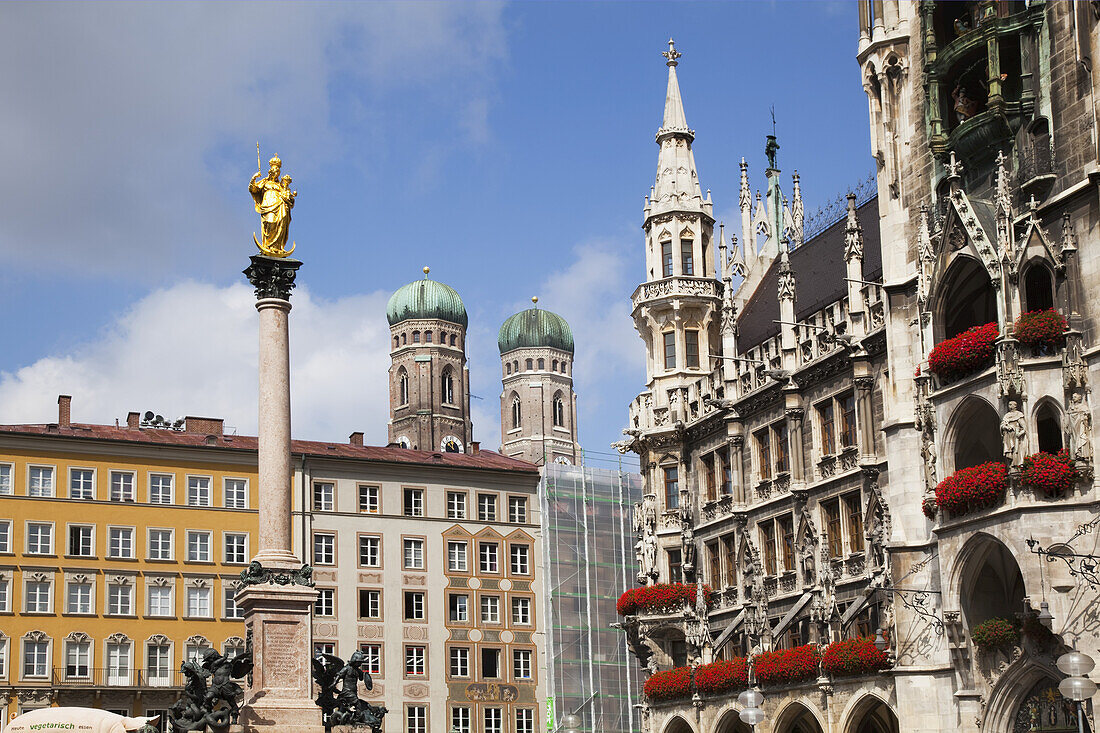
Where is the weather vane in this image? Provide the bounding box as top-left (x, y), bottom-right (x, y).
top-left (249, 143), bottom-right (298, 257)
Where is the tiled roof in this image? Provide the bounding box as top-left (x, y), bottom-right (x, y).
top-left (0, 422), bottom-right (539, 474)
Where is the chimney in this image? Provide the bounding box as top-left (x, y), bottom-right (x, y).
top-left (126, 411), bottom-right (140, 428)
top-left (57, 395), bottom-right (72, 428)
top-left (469, 441), bottom-right (480, 456)
top-left (349, 432), bottom-right (364, 447)
top-left (184, 416), bottom-right (224, 436)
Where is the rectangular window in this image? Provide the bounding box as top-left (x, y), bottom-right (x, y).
top-left (359, 535), bottom-right (381, 567)
top-left (404, 645), bottom-right (426, 676)
top-left (723, 534), bottom-right (737, 587)
top-left (481, 648), bottom-right (501, 679)
top-left (663, 466), bottom-right (679, 510)
top-left (148, 586), bottom-right (173, 617)
top-left (187, 476), bottom-right (211, 506)
top-left (224, 478), bottom-right (247, 509)
top-left (447, 541), bottom-right (468, 572)
top-left (480, 595), bottom-right (500, 623)
top-left (67, 581), bottom-right (92, 614)
top-left (149, 529), bottom-right (174, 560)
top-left (110, 471), bottom-right (135, 502)
top-left (224, 587), bottom-right (242, 619)
top-left (839, 392), bottom-right (856, 448)
top-left (404, 591), bottom-right (425, 621)
top-left (845, 492), bottom-right (865, 553)
top-left (508, 496), bottom-right (528, 523)
top-left (760, 521), bottom-right (777, 575)
top-left (680, 239), bottom-right (694, 276)
top-left (403, 488), bottom-right (424, 517)
top-left (28, 466), bottom-right (54, 497)
top-left (146, 644), bottom-right (170, 685)
top-left (403, 538), bottom-right (424, 570)
top-left (26, 581), bottom-right (50, 613)
top-left (107, 643), bottom-right (130, 685)
top-left (23, 640), bottom-right (49, 678)
top-left (703, 454), bottom-right (717, 501)
top-left (516, 709), bottom-right (535, 733)
top-left (359, 643), bottom-right (382, 675)
top-left (477, 493), bottom-right (497, 522)
top-left (661, 241), bottom-right (673, 277)
top-left (66, 640), bottom-right (90, 678)
top-left (780, 514), bottom-right (795, 572)
top-left (149, 474), bottom-right (174, 504)
top-left (479, 542), bottom-right (499, 573)
top-left (511, 596), bottom-right (532, 625)
top-left (0, 520), bottom-right (8, 553)
top-left (818, 401), bottom-right (836, 455)
top-left (663, 331), bottom-right (676, 369)
top-left (484, 707), bottom-right (503, 733)
top-left (510, 544), bottom-right (530, 575)
top-left (187, 531), bottom-right (211, 562)
top-left (0, 577), bottom-right (8, 612)
top-left (824, 499), bottom-right (843, 558)
top-left (684, 329), bottom-right (700, 369)
top-left (720, 451), bottom-right (732, 496)
top-left (108, 527), bottom-right (134, 559)
top-left (69, 469), bottom-right (94, 500)
top-left (708, 542), bottom-right (721, 587)
top-left (513, 649), bottom-right (532, 679)
top-left (314, 642), bottom-right (335, 656)
top-left (447, 491), bottom-right (467, 519)
top-left (406, 705), bottom-right (427, 733)
top-left (315, 588), bottom-right (335, 617)
top-left (449, 646), bottom-right (470, 677)
top-left (358, 484), bottom-right (380, 513)
top-left (757, 429), bottom-right (772, 480)
top-left (69, 525), bottom-right (93, 557)
top-left (0, 463), bottom-right (11, 495)
top-left (186, 587), bottom-right (211, 618)
top-left (224, 533), bottom-right (248, 564)
top-left (774, 423), bottom-right (790, 474)
top-left (313, 534), bottom-right (335, 566)
top-left (108, 583), bottom-right (133, 615)
top-left (313, 482), bottom-right (334, 511)
top-left (667, 548), bottom-right (683, 584)
top-left (451, 707), bottom-right (472, 733)
top-left (27, 523), bottom-right (53, 555)
top-left (359, 589), bottom-right (381, 619)
top-left (449, 593), bottom-right (469, 623)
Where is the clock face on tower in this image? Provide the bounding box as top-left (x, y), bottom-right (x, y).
top-left (554, 456), bottom-right (572, 465)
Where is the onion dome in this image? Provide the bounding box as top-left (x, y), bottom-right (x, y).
top-left (498, 297), bottom-right (574, 355)
top-left (386, 267), bottom-right (468, 328)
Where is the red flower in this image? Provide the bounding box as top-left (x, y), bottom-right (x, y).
top-left (752, 644), bottom-right (822, 686)
top-left (616, 583), bottom-right (714, 616)
top-left (927, 322), bottom-right (998, 381)
top-left (933, 461), bottom-right (1007, 516)
top-left (971, 617), bottom-right (1020, 649)
top-left (694, 658), bottom-right (749, 694)
top-left (1021, 450), bottom-right (1077, 497)
top-left (644, 666), bottom-right (692, 701)
top-left (1013, 309), bottom-right (1067, 349)
top-left (821, 637), bottom-right (890, 677)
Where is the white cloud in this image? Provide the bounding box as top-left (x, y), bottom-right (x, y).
top-left (0, 2), bottom-right (506, 278)
top-left (0, 281), bottom-right (394, 444)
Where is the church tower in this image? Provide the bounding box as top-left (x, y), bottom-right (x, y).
top-left (634, 40), bottom-right (720, 422)
top-left (385, 267), bottom-right (473, 452)
top-left (498, 298), bottom-right (579, 465)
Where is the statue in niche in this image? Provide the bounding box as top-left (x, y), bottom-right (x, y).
top-left (680, 512), bottom-right (696, 574)
top-left (1067, 391), bottom-right (1093, 461)
top-left (641, 533), bottom-right (658, 583)
top-left (800, 543), bottom-right (816, 586)
top-left (1001, 400), bottom-right (1028, 467)
top-left (920, 432), bottom-right (938, 490)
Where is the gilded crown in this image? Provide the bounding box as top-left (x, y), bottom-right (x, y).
top-left (269, 154), bottom-right (282, 167)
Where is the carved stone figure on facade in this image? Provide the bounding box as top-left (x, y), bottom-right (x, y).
top-left (680, 514), bottom-right (696, 575)
top-left (952, 83), bottom-right (980, 121)
top-left (1001, 400), bottom-right (1028, 467)
top-left (642, 533), bottom-right (659, 583)
top-left (312, 651), bottom-right (387, 732)
top-left (168, 649), bottom-right (252, 732)
top-left (800, 544), bottom-right (817, 587)
top-left (1067, 390), bottom-right (1093, 462)
top-left (920, 432), bottom-right (938, 491)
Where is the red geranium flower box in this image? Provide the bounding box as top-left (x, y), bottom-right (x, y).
top-left (1013, 309), bottom-right (1067, 349)
top-left (1021, 450), bottom-right (1077, 497)
top-left (933, 461), bottom-right (1007, 516)
top-left (821, 637), bottom-right (890, 677)
top-left (616, 583), bottom-right (714, 616)
top-left (694, 658), bottom-right (749, 694)
top-left (971, 617), bottom-right (1020, 649)
top-left (927, 322), bottom-right (998, 381)
top-left (752, 644), bottom-right (822, 686)
top-left (644, 666), bottom-right (692, 701)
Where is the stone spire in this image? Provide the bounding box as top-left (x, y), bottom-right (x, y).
top-left (844, 193), bottom-right (867, 336)
top-left (649, 39), bottom-right (707, 221)
top-left (739, 158), bottom-right (755, 271)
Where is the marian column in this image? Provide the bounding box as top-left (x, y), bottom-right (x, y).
top-left (238, 153), bottom-right (323, 733)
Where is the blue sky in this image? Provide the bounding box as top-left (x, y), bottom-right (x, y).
top-left (0, 1), bottom-right (870, 467)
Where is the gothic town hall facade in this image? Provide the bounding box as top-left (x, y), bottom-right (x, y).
top-left (616, 3), bottom-right (1100, 733)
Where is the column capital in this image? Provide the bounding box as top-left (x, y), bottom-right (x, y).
top-left (244, 254), bottom-right (303, 301)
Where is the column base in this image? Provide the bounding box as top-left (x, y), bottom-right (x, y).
top-left (249, 550), bottom-right (308, 571)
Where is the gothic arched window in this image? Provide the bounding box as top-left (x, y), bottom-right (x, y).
top-left (552, 393), bottom-right (565, 428)
top-left (505, 363), bottom-right (512, 376)
top-left (401, 333), bottom-right (407, 345)
top-left (1022, 263), bottom-right (1055, 313)
top-left (525, 359), bottom-right (533, 371)
top-left (450, 334), bottom-right (457, 346)
top-left (441, 368), bottom-right (455, 405)
top-left (537, 358), bottom-right (545, 370)
top-left (1035, 400), bottom-right (1063, 454)
top-left (513, 360), bottom-right (519, 372)
top-left (398, 368), bottom-right (409, 406)
top-left (425, 331), bottom-right (433, 343)
top-left (552, 360), bottom-right (558, 372)
top-left (938, 257), bottom-right (996, 341)
top-left (412, 330), bottom-right (421, 343)
top-left (511, 396), bottom-right (522, 430)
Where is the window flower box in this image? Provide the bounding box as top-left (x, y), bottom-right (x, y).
top-left (616, 582), bottom-right (714, 616)
top-left (694, 658), bottom-right (749, 695)
top-left (821, 637), bottom-right (890, 677)
top-left (752, 644), bottom-right (822, 686)
top-left (1013, 309), bottom-right (1067, 353)
top-left (971, 617), bottom-right (1020, 650)
top-left (1021, 450), bottom-right (1077, 497)
top-left (927, 322), bottom-right (998, 382)
top-left (644, 666), bottom-right (692, 701)
top-left (930, 460), bottom-right (1007, 517)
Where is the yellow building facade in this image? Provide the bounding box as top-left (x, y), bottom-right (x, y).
top-left (0, 398), bottom-right (258, 727)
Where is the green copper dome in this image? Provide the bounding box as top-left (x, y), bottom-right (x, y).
top-left (498, 306), bottom-right (574, 355)
top-left (386, 273), bottom-right (468, 328)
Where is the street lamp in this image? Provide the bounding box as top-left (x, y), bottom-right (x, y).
top-left (562, 713), bottom-right (581, 733)
top-left (873, 628), bottom-right (889, 652)
top-left (738, 681), bottom-right (765, 727)
top-left (1056, 650), bottom-right (1097, 733)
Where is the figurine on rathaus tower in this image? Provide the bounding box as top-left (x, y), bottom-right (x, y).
top-left (249, 146), bottom-right (297, 257)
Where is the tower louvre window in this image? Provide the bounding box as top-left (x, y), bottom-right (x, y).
top-left (552, 394), bottom-right (565, 428)
top-left (663, 332), bottom-right (676, 369)
top-left (398, 369), bottom-right (409, 407)
top-left (511, 397), bottom-right (521, 429)
top-left (441, 369), bottom-right (454, 405)
top-left (661, 241), bottom-right (673, 277)
top-left (681, 239), bottom-right (694, 276)
top-left (685, 330), bottom-right (700, 368)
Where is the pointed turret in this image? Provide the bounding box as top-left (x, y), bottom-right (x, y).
top-left (844, 193), bottom-right (867, 336)
top-left (649, 39), bottom-right (708, 223)
top-left (658, 39), bottom-right (691, 138)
